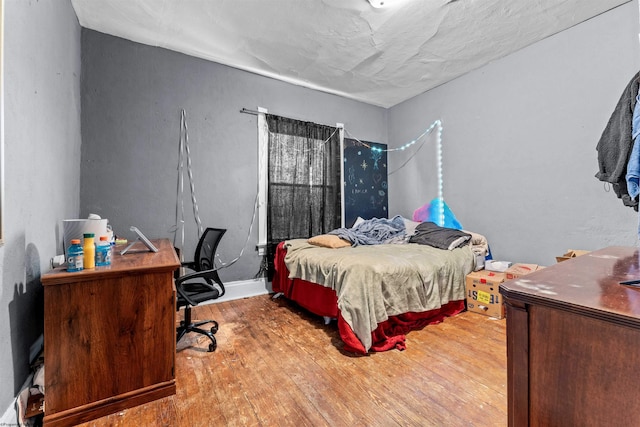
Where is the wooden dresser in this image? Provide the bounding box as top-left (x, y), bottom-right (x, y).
top-left (41, 238), bottom-right (179, 427)
top-left (500, 246), bottom-right (640, 427)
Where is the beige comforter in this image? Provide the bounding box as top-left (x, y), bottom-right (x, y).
top-left (283, 239), bottom-right (475, 352)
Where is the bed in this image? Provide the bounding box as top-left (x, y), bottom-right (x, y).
top-left (272, 217), bottom-right (488, 354)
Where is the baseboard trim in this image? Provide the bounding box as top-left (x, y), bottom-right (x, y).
top-left (209, 277), bottom-right (272, 303)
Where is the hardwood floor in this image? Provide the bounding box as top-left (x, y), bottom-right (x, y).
top-left (78, 294), bottom-right (507, 427)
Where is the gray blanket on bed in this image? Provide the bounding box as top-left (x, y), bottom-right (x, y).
top-left (328, 215), bottom-right (406, 246)
top-left (283, 239), bottom-right (474, 352)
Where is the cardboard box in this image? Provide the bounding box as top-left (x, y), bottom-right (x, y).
top-left (505, 263), bottom-right (544, 280)
top-left (465, 270), bottom-right (506, 319)
top-left (556, 249), bottom-right (590, 263)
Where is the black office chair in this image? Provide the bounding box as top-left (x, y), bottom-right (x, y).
top-left (176, 227), bottom-right (226, 352)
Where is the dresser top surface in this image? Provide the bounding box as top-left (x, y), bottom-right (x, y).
top-left (500, 246), bottom-right (640, 320)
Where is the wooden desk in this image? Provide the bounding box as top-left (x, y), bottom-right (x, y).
top-left (41, 239), bottom-right (180, 427)
top-left (500, 247), bottom-right (640, 427)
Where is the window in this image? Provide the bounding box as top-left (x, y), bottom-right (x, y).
top-left (257, 111), bottom-right (343, 276)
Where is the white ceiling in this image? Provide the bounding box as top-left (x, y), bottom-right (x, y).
top-left (71, 0), bottom-right (630, 108)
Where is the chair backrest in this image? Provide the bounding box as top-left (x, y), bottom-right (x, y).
top-left (194, 228), bottom-right (227, 271)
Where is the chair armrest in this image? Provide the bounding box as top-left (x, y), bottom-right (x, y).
top-left (175, 268), bottom-right (221, 286)
top-left (175, 268), bottom-right (226, 301)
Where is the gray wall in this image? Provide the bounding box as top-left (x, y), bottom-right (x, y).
top-left (80, 30), bottom-right (387, 282)
top-left (388, 1), bottom-right (640, 266)
top-left (0, 0), bottom-right (81, 413)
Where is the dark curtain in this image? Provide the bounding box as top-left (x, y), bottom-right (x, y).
top-left (266, 115), bottom-right (341, 278)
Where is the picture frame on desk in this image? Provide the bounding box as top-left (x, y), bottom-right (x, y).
top-left (120, 226), bottom-right (158, 255)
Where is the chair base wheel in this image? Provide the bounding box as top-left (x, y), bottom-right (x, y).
top-left (177, 317), bottom-right (220, 352)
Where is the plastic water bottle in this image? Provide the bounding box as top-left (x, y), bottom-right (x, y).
top-left (95, 235), bottom-right (112, 266)
top-left (83, 233), bottom-right (96, 269)
top-left (67, 239), bottom-right (84, 272)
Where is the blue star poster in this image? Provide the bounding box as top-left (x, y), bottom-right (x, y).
top-left (344, 138), bottom-right (388, 227)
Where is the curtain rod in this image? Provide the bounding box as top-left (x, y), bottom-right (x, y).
top-left (240, 107), bottom-right (343, 129)
top-left (240, 108), bottom-right (260, 115)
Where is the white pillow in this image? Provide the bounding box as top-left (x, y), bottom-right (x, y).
top-left (352, 216), bottom-right (366, 228)
top-left (402, 217), bottom-right (421, 236)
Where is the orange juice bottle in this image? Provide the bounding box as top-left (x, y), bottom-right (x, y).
top-left (83, 233), bottom-right (95, 269)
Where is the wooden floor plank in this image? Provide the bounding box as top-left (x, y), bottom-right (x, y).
top-left (76, 294), bottom-right (507, 427)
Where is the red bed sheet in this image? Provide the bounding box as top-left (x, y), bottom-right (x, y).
top-left (273, 241), bottom-right (466, 354)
